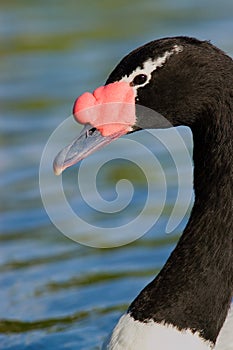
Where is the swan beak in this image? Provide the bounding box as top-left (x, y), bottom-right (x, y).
top-left (53, 81), bottom-right (136, 175)
top-left (53, 123), bottom-right (127, 175)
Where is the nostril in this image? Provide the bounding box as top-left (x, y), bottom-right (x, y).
top-left (86, 127), bottom-right (97, 137)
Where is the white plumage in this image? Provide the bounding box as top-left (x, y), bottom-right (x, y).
top-left (215, 304), bottom-right (233, 350)
top-left (104, 304), bottom-right (233, 350)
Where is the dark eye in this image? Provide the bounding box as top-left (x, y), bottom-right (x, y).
top-left (132, 74), bottom-right (148, 86)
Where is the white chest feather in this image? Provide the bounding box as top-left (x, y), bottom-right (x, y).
top-left (215, 305), bottom-right (233, 350)
top-left (103, 314), bottom-right (212, 350)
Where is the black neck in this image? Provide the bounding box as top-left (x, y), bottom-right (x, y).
top-left (128, 106), bottom-right (233, 344)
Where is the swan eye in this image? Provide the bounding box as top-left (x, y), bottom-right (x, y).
top-left (132, 74), bottom-right (148, 86)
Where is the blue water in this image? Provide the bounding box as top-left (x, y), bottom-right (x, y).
top-left (1, 1), bottom-right (233, 349)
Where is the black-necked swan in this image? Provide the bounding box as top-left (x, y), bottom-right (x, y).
top-left (54, 36), bottom-right (233, 350)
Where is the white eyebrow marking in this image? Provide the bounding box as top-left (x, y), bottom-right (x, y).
top-left (120, 45), bottom-right (183, 95)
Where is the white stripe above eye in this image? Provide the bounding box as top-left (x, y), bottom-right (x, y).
top-left (120, 45), bottom-right (183, 95)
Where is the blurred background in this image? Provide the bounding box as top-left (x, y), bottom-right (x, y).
top-left (1, 1), bottom-right (233, 349)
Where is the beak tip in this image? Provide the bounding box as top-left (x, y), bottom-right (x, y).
top-left (53, 147), bottom-right (68, 176)
top-left (53, 160), bottom-right (63, 176)
top-left (54, 169), bottom-right (62, 176)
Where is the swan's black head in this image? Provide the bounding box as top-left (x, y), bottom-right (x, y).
top-left (54, 36), bottom-right (232, 175)
top-left (106, 36), bottom-right (231, 129)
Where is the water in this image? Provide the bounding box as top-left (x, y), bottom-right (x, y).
top-left (1, 1), bottom-right (233, 349)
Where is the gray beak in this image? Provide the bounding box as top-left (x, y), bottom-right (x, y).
top-left (53, 124), bottom-right (126, 175)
